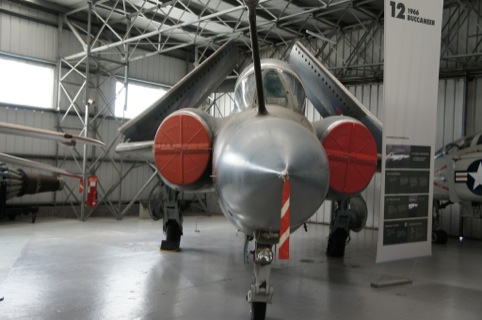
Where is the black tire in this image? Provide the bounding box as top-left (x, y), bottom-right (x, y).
top-left (165, 220), bottom-right (182, 242)
top-left (250, 302), bottom-right (267, 320)
top-left (326, 229), bottom-right (348, 257)
top-left (432, 230), bottom-right (448, 244)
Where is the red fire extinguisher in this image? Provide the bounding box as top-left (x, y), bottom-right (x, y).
top-left (80, 176), bottom-right (98, 208)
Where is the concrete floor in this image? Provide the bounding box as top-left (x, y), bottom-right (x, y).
top-left (1, 215), bottom-right (482, 320)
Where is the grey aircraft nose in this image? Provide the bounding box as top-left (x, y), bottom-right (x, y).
top-left (213, 115), bottom-right (330, 236)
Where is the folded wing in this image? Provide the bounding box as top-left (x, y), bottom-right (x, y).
top-left (288, 42), bottom-right (382, 154)
top-left (118, 40), bottom-right (238, 142)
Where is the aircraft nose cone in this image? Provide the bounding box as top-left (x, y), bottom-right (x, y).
top-left (213, 116), bottom-right (330, 235)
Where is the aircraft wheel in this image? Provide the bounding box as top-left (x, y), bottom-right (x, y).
top-left (166, 220), bottom-right (182, 242)
top-left (250, 302), bottom-right (267, 320)
top-left (161, 220), bottom-right (182, 251)
top-left (326, 229), bottom-right (348, 257)
top-left (432, 230), bottom-right (448, 244)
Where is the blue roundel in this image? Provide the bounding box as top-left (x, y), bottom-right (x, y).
top-left (466, 160), bottom-right (482, 196)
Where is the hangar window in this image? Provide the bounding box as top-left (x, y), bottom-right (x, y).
top-left (115, 81), bottom-right (167, 119)
top-left (0, 57), bottom-right (54, 108)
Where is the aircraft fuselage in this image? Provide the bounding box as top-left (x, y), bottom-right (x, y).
top-left (213, 105), bottom-right (329, 235)
top-left (152, 59), bottom-right (378, 239)
top-left (434, 132), bottom-right (482, 204)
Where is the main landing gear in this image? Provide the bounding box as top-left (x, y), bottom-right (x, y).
top-left (432, 200), bottom-right (449, 244)
top-left (327, 199), bottom-right (351, 257)
top-left (326, 227), bottom-right (349, 257)
top-left (160, 187), bottom-right (183, 251)
top-left (327, 196), bottom-right (368, 257)
top-left (245, 232), bottom-right (277, 320)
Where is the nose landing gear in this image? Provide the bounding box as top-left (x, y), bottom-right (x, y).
top-left (246, 232), bottom-right (278, 320)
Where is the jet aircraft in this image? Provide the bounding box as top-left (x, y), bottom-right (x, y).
top-left (0, 121), bottom-right (105, 220)
top-left (116, 1), bottom-right (381, 318)
top-left (433, 132), bottom-right (482, 243)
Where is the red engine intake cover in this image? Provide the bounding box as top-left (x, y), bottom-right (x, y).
top-left (153, 112), bottom-right (211, 186)
top-left (322, 121), bottom-right (377, 195)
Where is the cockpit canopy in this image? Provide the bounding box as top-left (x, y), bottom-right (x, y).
top-left (233, 60), bottom-right (306, 114)
top-left (435, 132), bottom-right (482, 159)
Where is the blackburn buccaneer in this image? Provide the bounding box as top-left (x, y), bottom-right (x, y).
top-left (116, 1), bottom-right (381, 318)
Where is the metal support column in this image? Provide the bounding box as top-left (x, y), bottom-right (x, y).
top-left (80, 3), bottom-right (92, 221)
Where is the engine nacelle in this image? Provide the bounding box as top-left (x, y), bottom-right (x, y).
top-left (313, 116), bottom-right (377, 200)
top-left (153, 108), bottom-right (215, 191)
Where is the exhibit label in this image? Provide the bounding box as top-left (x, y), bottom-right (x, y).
top-left (377, 0), bottom-right (444, 263)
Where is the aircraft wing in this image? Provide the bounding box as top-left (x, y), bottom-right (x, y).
top-left (118, 40), bottom-right (238, 142)
top-left (0, 121), bottom-right (105, 147)
top-left (0, 152), bottom-right (81, 178)
top-left (288, 42), bottom-right (383, 154)
top-left (0, 121), bottom-right (105, 178)
top-left (115, 141), bottom-right (154, 161)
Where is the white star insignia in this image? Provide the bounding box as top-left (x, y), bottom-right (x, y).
top-left (469, 162), bottom-right (482, 190)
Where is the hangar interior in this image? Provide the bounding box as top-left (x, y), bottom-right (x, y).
top-left (1, 0), bottom-right (482, 319)
top-left (1, 0), bottom-right (481, 237)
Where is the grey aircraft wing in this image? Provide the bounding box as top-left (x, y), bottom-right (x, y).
top-left (288, 42), bottom-right (383, 154)
top-left (0, 122), bottom-right (105, 178)
top-left (118, 40), bottom-right (238, 142)
top-left (0, 121), bottom-right (105, 147)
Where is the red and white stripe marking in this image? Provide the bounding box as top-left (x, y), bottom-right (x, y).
top-left (455, 172), bottom-right (468, 182)
top-left (279, 177), bottom-right (290, 259)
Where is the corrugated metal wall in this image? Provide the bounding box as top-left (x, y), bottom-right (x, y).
top-left (0, 2), bottom-right (187, 209)
top-left (210, 92), bottom-right (235, 117)
top-left (440, 1), bottom-right (482, 73)
top-left (466, 77), bottom-right (482, 135)
top-left (0, 2), bottom-right (58, 61)
top-left (129, 54), bottom-right (188, 86)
